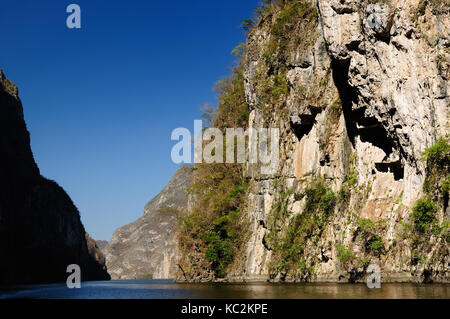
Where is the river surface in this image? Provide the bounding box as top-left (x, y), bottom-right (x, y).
top-left (0, 280), bottom-right (448, 299)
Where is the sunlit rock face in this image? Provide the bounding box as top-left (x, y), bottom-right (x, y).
top-left (224, 0), bottom-right (449, 283)
top-left (0, 69), bottom-right (110, 284)
top-left (105, 166), bottom-right (192, 280)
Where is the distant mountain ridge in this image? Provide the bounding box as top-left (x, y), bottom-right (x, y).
top-left (104, 166), bottom-right (192, 279)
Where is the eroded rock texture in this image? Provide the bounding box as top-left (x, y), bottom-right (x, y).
top-left (105, 166), bottom-right (192, 279)
top-left (224, 0), bottom-right (449, 283)
top-left (95, 240), bottom-right (109, 252)
top-left (0, 69), bottom-right (110, 284)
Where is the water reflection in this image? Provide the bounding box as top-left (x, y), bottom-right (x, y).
top-left (0, 280), bottom-right (448, 299)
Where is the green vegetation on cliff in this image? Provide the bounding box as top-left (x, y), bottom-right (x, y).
top-left (177, 0), bottom-right (449, 283)
top-left (177, 61), bottom-right (250, 280)
top-left (422, 137), bottom-right (450, 199)
top-left (267, 176), bottom-right (337, 280)
top-left (249, 0), bottom-right (321, 122)
top-left (416, 137), bottom-right (449, 240)
top-left (412, 198), bottom-right (437, 233)
top-left (397, 137), bottom-right (450, 269)
top-left (259, 0), bottom-right (318, 68)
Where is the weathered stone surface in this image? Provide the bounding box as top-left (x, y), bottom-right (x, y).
top-left (229, 0), bottom-right (449, 283)
top-left (95, 240), bottom-right (109, 252)
top-left (105, 166), bottom-right (192, 279)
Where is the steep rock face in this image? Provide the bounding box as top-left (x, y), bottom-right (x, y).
top-left (0, 69), bottom-right (110, 284)
top-left (105, 166), bottom-right (192, 279)
top-left (235, 0), bottom-right (449, 283)
top-left (85, 234), bottom-right (109, 279)
top-left (176, 0), bottom-right (448, 283)
top-left (95, 240), bottom-right (108, 252)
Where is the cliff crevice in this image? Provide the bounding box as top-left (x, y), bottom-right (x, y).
top-left (176, 0), bottom-right (449, 283)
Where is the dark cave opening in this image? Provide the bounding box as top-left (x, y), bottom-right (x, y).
top-left (330, 59), bottom-right (405, 181)
top-left (351, 108), bottom-right (395, 157)
top-left (330, 59), bottom-right (359, 144)
top-left (290, 107), bottom-right (322, 141)
top-left (374, 161), bottom-right (404, 180)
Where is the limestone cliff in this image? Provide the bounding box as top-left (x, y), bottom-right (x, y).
top-left (176, 0), bottom-right (449, 283)
top-left (105, 166), bottom-right (192, 279)
top-left (0, 69), bottom-right (110, 284)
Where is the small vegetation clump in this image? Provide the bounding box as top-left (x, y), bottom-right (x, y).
top-left (259, 72), bottom-right (289, 108)
top-left (366, 235), bottom-right (385, 255)
top-left (421, 137), bottom-right (450, 168)
top-left (421, 137), bottom-right (449, 208)
top-left (268, 176), bottom-right (336, 280)
top-left (357, 218), bottom-right (386, 256)
top-left (412, 198), bottom-right (437, 233)
top-left (336, 244), bottom-right (356, 264)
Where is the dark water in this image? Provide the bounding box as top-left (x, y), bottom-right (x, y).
top-left (0, 280), bottom-right (448, 299)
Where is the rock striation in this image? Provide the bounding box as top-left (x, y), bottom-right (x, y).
top-left (0, 69), bottom-right (110, 284)
top-left (176, 0), bottom-right (449, 283)
top-left (105, 166), bottom-right (192, 279)
top-left (239, 0), bottom-right (449, 283)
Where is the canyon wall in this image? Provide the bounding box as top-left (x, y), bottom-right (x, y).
top-left (0, 69), bottom-right (109, 284)
top-left (177, 0), bottom-right (449, 283)
top-left (105, 166), bottom-right (192, 279)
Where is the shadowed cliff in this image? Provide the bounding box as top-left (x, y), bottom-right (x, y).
top-left (0, 69), bottom-right (110, 284)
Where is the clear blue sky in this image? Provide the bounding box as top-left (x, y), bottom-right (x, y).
top-left (0, 0), bottom-right (260, 240)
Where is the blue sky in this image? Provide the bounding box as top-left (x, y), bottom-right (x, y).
top-left (0, 0), bottom-right (260, 240)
